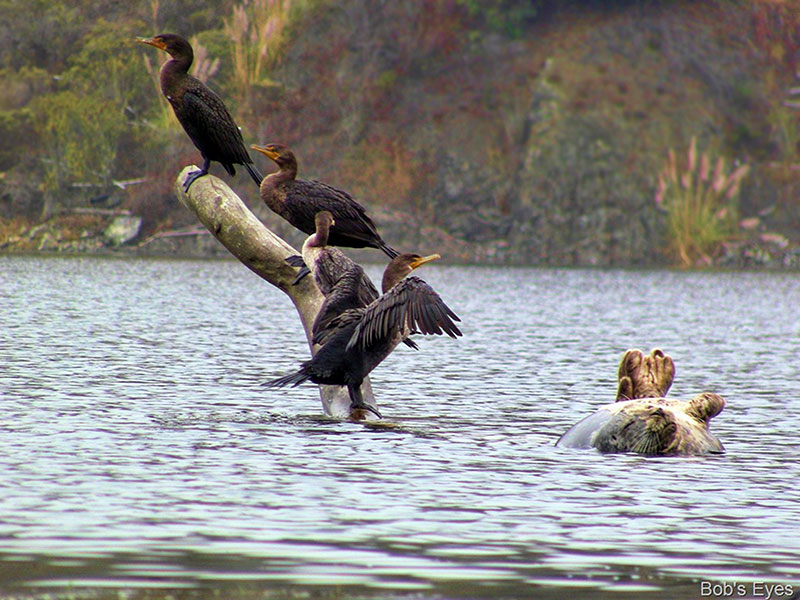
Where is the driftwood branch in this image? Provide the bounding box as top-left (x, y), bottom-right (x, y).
top-left (173, 166), bottom-right (377, 419)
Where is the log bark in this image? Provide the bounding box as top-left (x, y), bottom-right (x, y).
top-left (173, 166), bottom-right (378, 419)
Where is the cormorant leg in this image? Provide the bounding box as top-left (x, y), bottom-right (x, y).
top-left (183, 157), bottom-right (211, 192)
top-left (347, 383), bottom-right (382, 420)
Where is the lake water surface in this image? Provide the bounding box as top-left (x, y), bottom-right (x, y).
top-left (1, 255), bottom-right (799, 599)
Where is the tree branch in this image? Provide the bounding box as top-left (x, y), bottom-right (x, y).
top-left (173, 166), bottom-right (377, 419)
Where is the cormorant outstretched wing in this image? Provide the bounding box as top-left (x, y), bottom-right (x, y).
top-left (312, 308), bottom-right (363, 347)
top-left (346, 276), bottom-right (462, 352)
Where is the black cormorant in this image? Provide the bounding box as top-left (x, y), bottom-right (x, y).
top-left (302, 211), bottom-right (418, 350)
top-left (250, 143), bottom-right (398, 258)
top-left (265, 251), bottom-right (462, 418)
top-left (137, 33), bottom-right (262, 191)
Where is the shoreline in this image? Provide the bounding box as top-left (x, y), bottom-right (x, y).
top-left (2, 212), bottom-right (799, 270)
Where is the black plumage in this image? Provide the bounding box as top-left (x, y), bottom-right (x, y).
top-left (251, 143), bottom-right (398, 258)
top-left (137, 33), bottom-right (262, 191)
top-left (265, 251), bottom-right (462, 418)
top-left (301, 211), bottom-right (417, 349)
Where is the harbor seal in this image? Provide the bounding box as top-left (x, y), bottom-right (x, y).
top-left (556, 349), bottom-right (725, 455)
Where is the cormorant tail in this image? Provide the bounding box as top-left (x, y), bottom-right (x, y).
top-left (263, 370), bottom-right (310, 388)
top-left (245, 162), bottom-right (264, 187)
top-left (380, 241), bottom-right (400, 259)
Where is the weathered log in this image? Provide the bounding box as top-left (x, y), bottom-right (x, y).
top-left (557, 349), bottom-right (725, 455)
top-left (173, 166), bottom-right (378, 419)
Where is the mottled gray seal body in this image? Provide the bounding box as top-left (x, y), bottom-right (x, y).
top-left (556, 349), bottom-right (725, 456)
top-left (557, 394), bottom-right (725, 455)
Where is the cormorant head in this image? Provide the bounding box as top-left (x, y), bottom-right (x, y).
top-left (315, 211), bottom-right (335, 232)
top-left (136, 34), bottom-right (193, 60)
top-left (382, 252), bottom-right (440, 293)
top-left (310, 211), bottom-right (335, 247)
top-left (250, 143), bottom-right (297, 170)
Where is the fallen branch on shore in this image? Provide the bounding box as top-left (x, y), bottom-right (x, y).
top-left (137, 227), bottom-right (210, 247)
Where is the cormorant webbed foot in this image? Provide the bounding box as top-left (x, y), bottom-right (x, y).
top-left (284, 254), bottom-right (306, 267)
top-left (284, 255), bottom-right (311, 285)
top-left (183, 168), bottom-right (208, 192)
top-left (292, 266), bottom-right (311, 285)
top-left (350, 401), bottom-right (382, 420)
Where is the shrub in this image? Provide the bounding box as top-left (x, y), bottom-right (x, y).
top-left (655, 137), bottom-right (749, 266)
top-left (224, 0), bottom-right (292, 112)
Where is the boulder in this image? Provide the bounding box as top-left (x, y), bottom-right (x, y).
top-left (103, 214), bottom-right (142, 247)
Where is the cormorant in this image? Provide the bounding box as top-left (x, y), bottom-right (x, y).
top-left (136, 33), bottom-right (263, 191)
top-left (264, 251), bottom-right (462, 418)
top-left (302, 211), bottom-right (418, 350)
top-left (250, 143), bottom-right (398, 258)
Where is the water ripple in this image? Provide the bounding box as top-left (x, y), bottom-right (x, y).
top-left (1, 256), bottom-right (799, 597)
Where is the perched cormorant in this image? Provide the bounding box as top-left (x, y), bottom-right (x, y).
top-left (136, 33), bottom-right (262, 191)
top-left (302, 211), bottom-right (418, 350)
top-left (250, 143), bottom-right (398, 258)
top-left (264, 252), bottom-right (462, 418)
top-left (302, 211), bottom-right (379, 335)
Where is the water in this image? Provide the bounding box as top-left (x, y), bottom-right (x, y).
top-left (1, 255), bottom-right (799, 599)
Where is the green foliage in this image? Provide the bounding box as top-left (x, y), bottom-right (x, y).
top-left (20, 17), bottom-right (166, 217)
top-left (148, 0), bottom-right (234, 35)
top-left (0, 108), bottom-right (34, 170)
top-left (31, 90), bottom-right (125, 195)
top-left (655, 137), bottom-right (749, 267)
top-left (62, 19), bottom-right (153, 110)
top-left (457, 0), bottom-right (541, 39)
top-left (517, 113), bottom-right (657, 264)
top-left (768, 105), bottom-right (800, 165)
top-left (0, 0), bottom-right (82, 70)
top-left (0, 0), bottom-right (794, 262)
top-left (0, 66), bottom-right (53, 110)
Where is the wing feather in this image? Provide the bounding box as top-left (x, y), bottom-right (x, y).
top-left (180, 82), bottom-right (250, 166)
top-left (310, 254), bottom-right (379, 340)
top-left (346, 276), bottom-right (462, 352)
top-left (284, 179), bottom-right (384, 246)
top-left (313, 308), bottom-right (364, 347)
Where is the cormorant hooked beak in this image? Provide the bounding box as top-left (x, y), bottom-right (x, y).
top-left (409, 254), bottom-right (441, 270)
top-left (250, 144), bottom-right (280, 161)
top-left (136, 37), bottom-right (167, 50)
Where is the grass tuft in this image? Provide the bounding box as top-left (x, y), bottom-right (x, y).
top-left (655, 136), bottom-right (749, 266)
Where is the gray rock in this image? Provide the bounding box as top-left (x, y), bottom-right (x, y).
top-left (103, 215), bottom-right (142, 247)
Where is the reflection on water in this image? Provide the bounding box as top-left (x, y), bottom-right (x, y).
top-left (1, 255), bottom-right (799, 598)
